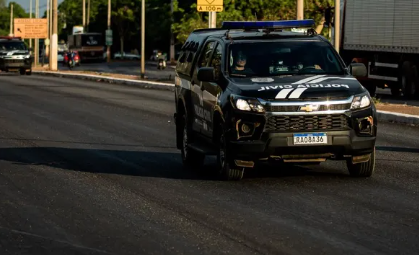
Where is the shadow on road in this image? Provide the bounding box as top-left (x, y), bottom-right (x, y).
top-left (0, 146), bottom-right (358, 181)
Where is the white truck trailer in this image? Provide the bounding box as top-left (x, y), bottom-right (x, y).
top-left (339, 0), bottom-right (419, 98)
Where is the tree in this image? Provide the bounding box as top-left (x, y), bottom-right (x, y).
top-left (0, 2), bottom-right (29, 36)
top-left (112, 5), bottom-right (135, 54)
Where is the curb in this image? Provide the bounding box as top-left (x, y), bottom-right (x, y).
top-left (32, 71), bottom-right (175, 91)
top-left (377, 110), bottom-right (419, 125)
top-left (31, 71), bottom-right (419, 126)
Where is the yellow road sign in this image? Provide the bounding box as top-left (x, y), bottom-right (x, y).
top-left (14, 18), bottom-right (48, 39)
top-left (197, 0), bottom-right (223, 12)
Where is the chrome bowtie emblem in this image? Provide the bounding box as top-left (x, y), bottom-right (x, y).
top-left (299, 104), bottom-right (319, 112)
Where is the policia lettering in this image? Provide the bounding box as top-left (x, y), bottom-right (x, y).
top-left (194, 104), bottom-right (211, 122)
top-left (258, 84), bottom-right (351, 99)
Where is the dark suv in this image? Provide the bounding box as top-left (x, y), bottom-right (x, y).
top-left (0, 37), bottom-right (32, 75)
top-left (173, 20), bottom-right (377, 180)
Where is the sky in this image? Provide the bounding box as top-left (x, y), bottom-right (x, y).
top-left (6, 0), bottom-right (65, 14)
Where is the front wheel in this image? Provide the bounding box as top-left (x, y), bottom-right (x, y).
top-left (346, 148), bottom-right (376, 177)
top-left (180, 115), bottom-right (205, 169)
top-left (217, 123), bottom-right (244, 181)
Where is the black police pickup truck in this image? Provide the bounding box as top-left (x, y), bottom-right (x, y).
top-left (174, 20), bottom-right (377, 180)
top-left (0, 36), bottom-right (32, 75)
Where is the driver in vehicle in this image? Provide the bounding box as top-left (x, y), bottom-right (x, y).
top-left (231, 51), bottom-right (255, 75)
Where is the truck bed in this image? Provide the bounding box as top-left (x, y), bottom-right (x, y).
top-left (343, 0), bottom-right (419, 54)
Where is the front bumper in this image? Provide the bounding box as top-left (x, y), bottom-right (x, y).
top-left (227, 107), bottom-right (377, 161)
top-left (0, 58), bottom-right (32, 70)
top-left (229, 130), bottom-right (375, 160)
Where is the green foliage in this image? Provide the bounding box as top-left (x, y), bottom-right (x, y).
top-left (173, 0), bottom-right (335, 43)
top-left (0, 2), bottom-right (29, 36)
top-left (54, 0), bottom-right (336, 57)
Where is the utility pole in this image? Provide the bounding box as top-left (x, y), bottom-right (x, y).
top-left (83, 0), bottom-right (86, 30)
top-left (208, 12), bottom-right (216, 28)
top-left (140, 0), bottom-right (145, 78)
top-left (87, 0), bottom-right (90, 32)
top-left (50, 0), bottom-right (58, 71)
top-left (334, 0), bottom-right (340, 53)
top-left (35, 0), bottom-right (39, 66)
top-left (170, 0), bottom-right (175, 64)
top-left (107, 0), bottom-right (111, 63)
top-left (46, 0), bottom-right (50, 59)
top-left (297, 0), bottom-right (304, 20)
top-left (9, 4), bottom-right (13, 36)
top-left (49, 0), bottom-right (53, 66)
top-left (30, 0), bottom-right (32, 49)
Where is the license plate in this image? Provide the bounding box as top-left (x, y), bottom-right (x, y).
top-left (293, 133), bottom-right (327, 145)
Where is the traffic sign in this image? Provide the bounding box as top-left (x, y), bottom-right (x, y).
top-left (106, 29), bottom-right (113, 46)
top-left (14, 18), bottom-right (48, 39)
top-left (197, 0), bottom-right (223, 12)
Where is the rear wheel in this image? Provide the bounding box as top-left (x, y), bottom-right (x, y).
top-left (180, 114), bottom-right (205, 169)
top-left (217, 123), bottom-right (244, 181)
top-left (346, 147), bottom-right (376, 177)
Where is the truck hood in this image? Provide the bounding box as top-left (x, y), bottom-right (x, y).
top-left (229, 74), bottom-right (366, 100)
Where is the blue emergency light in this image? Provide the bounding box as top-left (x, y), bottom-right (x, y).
top-left (221, 19), bottom-right (315, 30)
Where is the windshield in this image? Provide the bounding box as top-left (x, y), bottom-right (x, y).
top-left (0, 41), bottom-right (27, 51)
top-left (228, 41), bottom-right (344, 77)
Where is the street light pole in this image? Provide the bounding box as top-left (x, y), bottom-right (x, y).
top-left (140, 0), bottom-right (145, 78)
top-left (334, 0), bottom-right (340, 53)
top-left (46, 0), bottom-right (50, 59)
top-left (35, 0), bottom-right (39, 66)
top-left (83, 0), bottom-right (86, 30)
top-left (87, 0), bottom-right (90, 31)
top-left (30, 0), bottom-right (32, 49)
top-left (297, 0), bottom-right (304, 20)
top-left (170, 0), bottom-right (175, 64)
top-left (9, 4), bottom-right (13, 36)
top-left (107, 0), bottom-right (111, 63)
top-left (51, 0), bottom-right (58, 71)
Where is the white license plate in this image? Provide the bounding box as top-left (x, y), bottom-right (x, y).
top-left (293, 133), bottom-right (327, 145)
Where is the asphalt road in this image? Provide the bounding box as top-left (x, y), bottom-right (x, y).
top-left (0, 73), bottom-right (418, 255)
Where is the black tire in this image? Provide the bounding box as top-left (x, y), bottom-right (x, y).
top-left (180, 114), bottom-right (205, 169)
top-left (346, 147), bottom-right (376, 177)
top-left (217, 123), bottom-right (244, 181)
top-left (26, 69), bottom-right (32, 75)
top-left (391, 86), bottom-right (401, 97)
top-left (19, 68), bottom-right (25, 75)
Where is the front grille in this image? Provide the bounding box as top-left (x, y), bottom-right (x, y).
top-left (4, 59), bottom-right (24, 63)
top-left (265, 114), bottom-right (350, 132)
top-left (266, 103), bottom-right (351, 112)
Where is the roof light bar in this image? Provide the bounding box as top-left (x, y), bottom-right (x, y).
top-left (221, 19), bottom-right (315, 30)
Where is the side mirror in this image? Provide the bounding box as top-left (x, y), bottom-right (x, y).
top-left (350, 63), bottom-right (367, 77)
top-left (197, 67), bottom-right (216, 82)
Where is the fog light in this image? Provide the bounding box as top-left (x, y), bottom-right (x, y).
top-left (358, 116), bottom-right (373, 135)
top-left (241, 123), bottom-right (251, 133)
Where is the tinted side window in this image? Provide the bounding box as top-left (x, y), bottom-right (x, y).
top-left (210, 43), bottom-right (222, 80)
top-left (198, 41), bottom-right (215, 68)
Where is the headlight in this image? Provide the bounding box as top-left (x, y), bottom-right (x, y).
top-left (231, 95), bottom-right (265, 113)
top-left (351, 94), bottom-right (371, 110)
